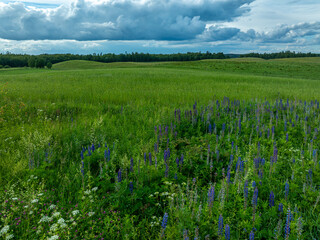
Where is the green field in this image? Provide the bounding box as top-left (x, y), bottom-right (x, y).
top-left (1, 58), bottom-right (320, 239)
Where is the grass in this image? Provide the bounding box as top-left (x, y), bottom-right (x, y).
top-left (1, 57), bottom-right (320, 239)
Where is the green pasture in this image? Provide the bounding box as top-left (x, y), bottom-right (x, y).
top-left (1, 57), bottom-right (320, 239)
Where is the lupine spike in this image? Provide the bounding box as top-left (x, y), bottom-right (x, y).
top-left (285, 181), bottom-right (289, 200)
top-left (269, 191), bottom-right (274, 207)
top-left (225, 224), bottom-right (230, 240)
top-left (218, 215), bottom-right (223, 236)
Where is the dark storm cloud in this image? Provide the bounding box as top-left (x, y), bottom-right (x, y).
top-left (0, 0), bottom-right (254, 41)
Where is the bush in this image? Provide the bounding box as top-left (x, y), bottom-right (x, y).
top-left (4, 65), bottom-right (10, 68)
top-left (0, 65), bottom-right (3, 68)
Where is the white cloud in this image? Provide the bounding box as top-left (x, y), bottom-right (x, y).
top-left (0, 0), bottom-right (319, 54)
top-left (0, 0), bottom-right (254, 41)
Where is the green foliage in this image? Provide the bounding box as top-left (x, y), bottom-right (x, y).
top-left (1, 59), bottom-right (320, 239)
top-left (46, 62), bottom-right (53, 69)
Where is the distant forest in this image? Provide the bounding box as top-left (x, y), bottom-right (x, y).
top-left (0, 51), bottom-right (319, 68)
top-left (240, 51), bottom-right (320, 59)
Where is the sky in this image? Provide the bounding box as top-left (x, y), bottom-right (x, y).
top-left (0, 0), bottom-right (320, 54)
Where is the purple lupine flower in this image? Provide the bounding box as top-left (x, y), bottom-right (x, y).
top-left (225, 224), bottom-right (230, 240)
top-left (249, 231), bottom-right (254, 240)
top-left (144, 153), bottom-right (146, 164)
top-left (207, 186), bottom-right (215, 207)
top-left (149, 153), bottom-right (152, 165)
top-left (164, 150), bottom-right (167, 162)
top-left (227, 169), bottom-right (231, 184)
top-left (308, 169), bottom-right (313, 184)
top-left (165, 163), bottom-right (169, 178)
top-left (129, 181), bottom-right (133, 194)
top-left (107, 148), bottom-right (111, 161)
top-left (104, 150), bottom-right (107, 160)
top-left (218, 215), bottom-right (223, 236)
top-left (269, 191), bottom-right (274, 207)
top-left (91, 143), bottom-right (95, 152)
top-left (81, 161), bottom-right (85, 177)
top-left (181, 154), bottom-right (184, 165)
top-left (117, 169), bottom-right (122, 183)
top-left (209, 123), bottom-right (212, 134)
top-left (285, 208), bottom-right (291, 239)
top-left (130, 158), bottom-right (134, 172)
top-left (252, 187), bottom-right (258, 207)
top-left (273, 146), bottom-right (278, 163)
top-left (285, 181), bottom-right (289, 200)
top-left (176, 157), bottom-right (180, 168)
top-left (174, 173), bottom-right (177, 180)
top-left (216, 150), bottom-right (219, 161)
top-left (155, 156), bottom-right (157, 168)
top-left (278, 203), bottom-right (283, 213)
top-left (161, 213), bottom-right (168, 230)
top-left (252, 181), bottom-right (256, 188)
top-left (81, 151), bottom-right (84, 160)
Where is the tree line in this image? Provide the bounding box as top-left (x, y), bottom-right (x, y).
top-left (0, 52), bottom-right (226, 68)
top-left (240, 51), bottom-right (320, 60)
top-left (0, 51), bottom-right (319, 68)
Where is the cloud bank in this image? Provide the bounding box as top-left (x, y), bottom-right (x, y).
top-left (0, 0), bottom-right (254, 41)
top-left (0, 0), bottom-right (319, 54)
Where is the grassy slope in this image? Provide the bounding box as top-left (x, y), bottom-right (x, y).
top-left (1, 57), bottom-right (320, 182)
top-left (1, 58), bottom-right (320, 239)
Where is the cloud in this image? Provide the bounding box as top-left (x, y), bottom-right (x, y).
top-left (198, 21), bottom-right (320, 44)
top-left (0, 0), bottom-right (254, 41)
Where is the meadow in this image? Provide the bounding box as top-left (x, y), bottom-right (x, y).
top-left (1, 57), bottom-right (320, 239)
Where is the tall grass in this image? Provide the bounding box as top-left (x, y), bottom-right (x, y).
top-left (1, 58), bottom-right (320, 239)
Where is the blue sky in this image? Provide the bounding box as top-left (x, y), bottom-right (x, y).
top-left (0, 0), bottom-right (320, 54)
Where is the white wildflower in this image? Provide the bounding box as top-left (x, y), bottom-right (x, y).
top-left (60, 223), bottom-right (67, 229)
top-left (29, 211), bottom-right (34, 215)
top-left (49, 223), bottom-right (58, 232)
top-left (52, 212), bottom-right (61, 218)
top-left (48, 235), bottom-right (59, 240)
top-left (39, 216), bottom-right (52, 223)
top-left (92, 187), bottom-right (98, 192)
top-left (57, 218), bottom-right (65, 224)
top-left (5, 234), bottom-right (14, 240)
top-left (24, 205), bottom-right (29, 208)
top-left (38, 193), bottom-right (43, 196)
top-left (0, 225), bottom-right (9, 236)
top-left (31, 199), bottom-right (39, 203)
top-left (149, 194), bottom-right (153, 198)
top-left (84, 190), bottom-right (91, 195)
top-left (11, 197), bottom-right (18, 201)
top-left (88, 212), bottom-right (95, 217)
top-left (72, 210), bottom-right (79, 216)
top-left (49, 204), bottom-right (56, 210)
